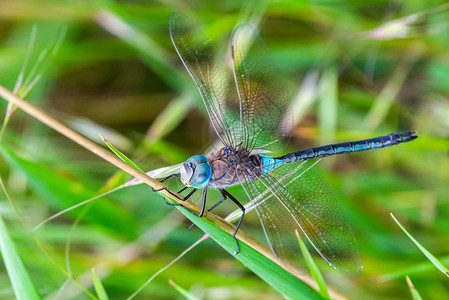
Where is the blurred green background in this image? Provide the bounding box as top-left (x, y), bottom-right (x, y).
top-left (0, 0), bottom-right (448, 299)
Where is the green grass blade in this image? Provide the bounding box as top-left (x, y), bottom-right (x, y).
top-left (363, 61), bottom-right (410, 131)
top-left (0, 216), bottom-right (41, 300)
top-left (380, 255), bottom-right (449, 281)
top-left (168, 279), bottom-right (200, 300)
top-left (391, 213), bottom-right (449, 277)
top-left (92, 268), bottom-right (109, 300)
top-left (296, 230), bottom-right (330, 300)
top-left (145, 91), bottom-right (195, 142)
top-left (177, 207), bottom-right (323, 300)
top-left (406, 276), bottom-right (423, 300)
top-left (318, 67), bottom-right (337, 144)
top-left (94, 9), bottom-right (184, 90)
top-left (1, 145), bottom-right (138, 238)
top-left (101, 135), bottom-right (143, 172)
top-left (126, 237), bottom-right (205, 300)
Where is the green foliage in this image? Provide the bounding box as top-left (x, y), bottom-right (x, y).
top-left (406, 276), bottom-right (424, 300)
top-left (102, 136), bottom-right (144, 172)
top-left (297, 233), bottom-right (330, 300)
top-left (1, 145), bottom-right (138, 238)
top-left (168, 279), bottom-right (200, 300)
top-left (0, 217), bottom-right (41, 300)
top-left (0, 0), bottom-right (448, 299)
top-left (92, 268), bottom-right (109, 300)
top-left (391, 213), bottom-right (449, 277)
top-left (178, 207), bottom-right (323, 299)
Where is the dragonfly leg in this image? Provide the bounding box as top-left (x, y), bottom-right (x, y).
top-left (208, 193), bottom-right (227, 212)
top-left (161, 186), bottom-right (194, 202)
top-left (164, 188), bottom-right (197, 209)
top-left (220, 189), bottom-right (245, 255)
top-left (188, 189), bottom-right (227, 230)
top-left (165, 188), bottom-right (207, 219)
top-left (198, 188), bottom-right (207, 217)
top-left (151, 174), bottom-right (198, 202)
top-left (151, 173), bottom-right (180, 192)
top-left (177, 186), bottom-right (188, 194)
top-left (182, 188), bottom-right (197, 201)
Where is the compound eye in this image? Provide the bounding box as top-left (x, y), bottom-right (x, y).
top-left (180, 155), bottom-right (210, 188)
top-left (187, 155), bottom-right (208, 165)
top-left (190, 163), bottom-right (212, 189)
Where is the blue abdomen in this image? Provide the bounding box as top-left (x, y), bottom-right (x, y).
top-left (260, 132), bottom-right (417, 174)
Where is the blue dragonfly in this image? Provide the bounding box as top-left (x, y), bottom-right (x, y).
top-left (160, 12), bottom-right (417, 275)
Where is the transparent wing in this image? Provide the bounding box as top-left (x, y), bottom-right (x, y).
top-left (231, 24), bottom-right (292, 152)
top-left (169, 12), bottom-right (239, 148)
top-left (239, 161), bottom-right (362, 275)
top-left (170, 13), bottom-right (292, 152)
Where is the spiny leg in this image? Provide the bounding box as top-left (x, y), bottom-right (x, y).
top-left (198, 188), bottom-right (207, 217)
top-left (151, 174), bottom-right (198, 202)
top-left (188, 190), bottom-right (227, 230)
top-left (164, 188), bottom-right (197, 206)
top-left (220, 189), bottom-right (245, 255)
top-left (151, 173), bottom-right (181, 199)
top-left (151, 173), bottom-right (208, 218)
top-left (165, 188), bottom-right (208, 219)
top-left (181, 188), bottom-right (197, 201)
top-left (208, 193), bottom-right (227, 212)
top-left (177, 186), bottom-right (188, 194)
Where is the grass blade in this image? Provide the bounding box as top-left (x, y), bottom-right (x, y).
top-left (168, 279), bottom-right (200, 300)
top-left (1, 145), bottom-right (138, 238)
top-left (92, 268), bottom-right (109, 300)
top-left (94, 9), bottom-right (184, 90)
top-left (319, 67), bottom-right (337, 143)
top-left (406, 276), bottom-right (423, 300)
top-left (380, 255), bottom-right (449, 282)
top-left (391, 213), bottom-right (449, 277)
top-left (0, 216), bottom-right (41, 300)
top-left (101, 134), bottom-right (143, 172)
top-left (127, 237), bottom-right (206, 300)
top-left (178, 209), bottom-right (324, 300)
top-left (296, 230), bottom-right (330, 300)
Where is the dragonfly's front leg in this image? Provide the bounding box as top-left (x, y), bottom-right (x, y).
top-left (151, 173), bottom-right (180, 195)
top-left (219, 189), bottom-right (245, 255)
top-left (187, 189), bottom-right (228, 230)
top-left (178, 188), bottom-right (197, 201)
top-left (151, 174), bottom-right (197, 202)
top-left (165, 188), bottom-right (207, 218)
top-left (207, 193), bottom-right (227, 212)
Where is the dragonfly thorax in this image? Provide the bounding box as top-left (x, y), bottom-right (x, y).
top-left (180, 155), bottom-right (212, 189)
top-left (208, 147), bottom-right (262, 188)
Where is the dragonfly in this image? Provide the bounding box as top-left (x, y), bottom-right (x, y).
top-left (159, 12), bottom-right (417, 275)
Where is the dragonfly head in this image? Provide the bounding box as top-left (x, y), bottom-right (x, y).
top-left (180, 155), bottom-right (211, 189)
